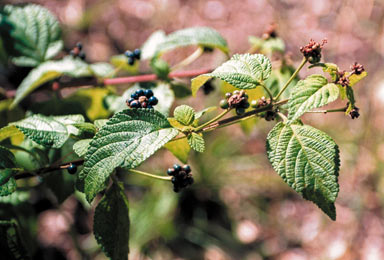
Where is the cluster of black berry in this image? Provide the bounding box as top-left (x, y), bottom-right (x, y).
top-left (167, 164), bottom-right (194, 192)
top-left (349, 106), bottom-right (360, 119)
top-left (219, 90), bottom-right (250, 115)
top-left (70, 42), bottom-right (86, 60)
top-left (125, 49), bottom-right (141, 65)
top-left (126, 89), bottom-right (158, 109)
top-left (300, 39), bottom-right (327, 64)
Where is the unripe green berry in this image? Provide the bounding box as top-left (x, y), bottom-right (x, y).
top-left (219, 99), bottom-right (229, 109)
top-left (251, 100), bottom-right (258, 108)
top-left (236, 107), bottom-right (246, 115)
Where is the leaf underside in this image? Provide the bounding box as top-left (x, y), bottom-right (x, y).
top-left (188, 132), bottom-right (205, 153)
top-left (80, 109), bottom-right (178, 202)
top-left (266, 122), bottom-right (340, 220)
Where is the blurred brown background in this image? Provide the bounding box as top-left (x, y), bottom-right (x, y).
top-left (4, 0), bottom-right (384, 259)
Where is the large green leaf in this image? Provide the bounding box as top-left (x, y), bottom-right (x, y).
top-left (81, 109), bottom-right (178, 202)
top-left (0, 4), bottom-right (63, 67)
top-left (191, 54), bottom-right (272, 96)
top-left (73, 139), bottom-right (92, 157)
top-left (287, 75), bottom-right (339, 123)
top-left (94, 181), bottom-right (130, 260)
top-left (0, 220), bottom-right (30, 259)
top-left (11, 57), bottom-right (92, 108)
top-left (0, 146), bottom-right (17, 196)
top-left (12, 114), bottom-right (85, 148)
top-left (155, 27), bottom-right (228, 57)
top-left (266, 122), bottom-right (340, 220)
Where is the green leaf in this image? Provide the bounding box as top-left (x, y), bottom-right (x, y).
top-left (94, 119), bottom-right (108, 130)
top-left (73, 139), bottom-right (92, 157)
top-left (347, 71), bottom-right (367, 87)
top-left (191, 54), bottom-right (272, 96)
top-left (150, 58), bottom-right (170, 80)
top-left (174, 105), bottom-right (195, 126)
top-left (94, 181), bottom-right (129, 260)
top-left (155, 27), bottom-right (228, 56)
top-left (89, 62), bottom-right (114, 78)
top-left (0, 146), bottom-right (17, 196)
top-left (0, 4), bottom-right (63, 67)
top-left (0, 125), bottom-right (24, 143)
top-left (195, 106), bottom-right (217, 120)
top-left (12, 114), bottom-right (85, 148)
top-left (322, 63), bottom-right (339, 81)
top-left (265, 65), bottom-right (298, 98)
top-left (0, 220), bottom-right (31, 259)
top-left (167, 118), bottom-right (186, 131)
top-left (164, 138), bottom-right (190, 164)
top-left (266, 122), bottom-right (340, 220)
top-left (141, 30), bottom-right (166, 60)
top-left (11, 57), bottom-right (92, 108)
top-left (248, 36), bottom-right (285, 54)
top-left (81, 109), bottom-right (178, 202)
top-left (188, 132), bottom-right (205, 153)
top-left (287, 75), bottom-right (339, 122)
top-left (170, 82), bottom-right (192, 98)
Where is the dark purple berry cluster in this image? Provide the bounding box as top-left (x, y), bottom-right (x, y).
top-left (70, 42), bottom-right (86, 60)
top-left (349, 106), bottom-right (360, 119)
top-left (167, 164), bottom-right (194, 192)
top-left (219, 90), bottom-right (250, 115)
top-left (125, 49), bottom-right (141, 65)
top-left (300, 39), bottom-right (327, 64)
top-left (126, 89), bottom-right (158, 109)
top-left (350, 62), bottom-right (365, 75)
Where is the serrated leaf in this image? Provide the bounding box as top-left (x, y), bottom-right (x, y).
top-left (155, 27), bottom-right (228, 56)
top-left (322, 63), bottom-right (339, 81)
top-left (94, 181), bottom-right (129, 260)
top-left (11, 57), bottom-right (92, 108)
top-left (191, 54), bottom-right (272, 96)
top-left (0, 220), bottom-right (31, 259)
top-left (73, 139), bottom-right (92, 157)
top-left (0, 146), bottom-right (17, 196)
top-left (94, 119), bottom-right (108, 130)
top-left (188, 132), bottom-right (205, 153)
top-left (164, 138), bottom-right (190, 164)
top-left (174, 105), bottom-right (195, 126)
top-left (287, 75), bottom-right (339, 122)
top-left (266, 122), bottom-right (340, 220)
top-left (141, 30), bottom-right (166, 60)
top-left (0, 4), bottom-right (63, 67)
top-left (81, 109), bottom-right (178, 202)
top-left (12, 114), bottom-right (85, 148)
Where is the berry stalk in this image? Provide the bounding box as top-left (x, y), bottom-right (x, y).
top-left (128, 169), bottom-right (172, 181)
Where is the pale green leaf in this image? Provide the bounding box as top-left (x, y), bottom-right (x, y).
top-left (322, 63), bottom-right (339, 81)
top-left (141, 30), bottom-right (166, 60)
top-left (191, 54), bottom-right (272, 96)
top-left (287, 75), bottom-right (339, 122)
top-left (73, 139), bottom-right (92, 157)
top-left (174, 105), bottom-right (195, 126)
top-left (155, 27), bottom-right (228, 56)
top-left (195, 106), bottom-right (217, 120)
top-left (11, 57), bottom-right (92, 108)
top-left (0, 4), bottom-right (63, 66)
top-left (90, 62), bottom-right (114, 78)
top-left (81, 109), bottom-right (178, 202)
top-left (164, 138), bottom-right (190, 164)
top-left (12, 114), bottom-right (85, 148)
top-left (94, 181), bottom-right (129, 260)
top-left (0, 125), bottom-right (24, 143)
top-left (188, 132), bottom-right (205, 153)
top-left (348, 71), bottom-right (367, 87)
top-left (266, 122), bottom-right (340, 220)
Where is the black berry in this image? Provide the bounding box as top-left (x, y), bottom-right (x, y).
top-left (67, 163), bottom-right (77, 174)
top-left (76, 42), bottom-right (83, 50)
top-left (133, 49), bottom-right (141, 59)
top-left (144, 89), bottom-right (154, 98)
top-left (173, 164), bottom-right (182, 172)
top-left (148, 96), bottom-right (158, 105)
top-left (168, 164), bottom-right (193, 192)
top-left (128, 57), bottom-right (135, 66)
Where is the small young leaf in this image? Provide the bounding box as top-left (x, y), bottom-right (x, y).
top-left (0, 220), bottom-right (31, 259)
top-left (322, 63), bottom-right (339, 81)
top-left (174, 105), bottom-right (195, 126)
top-left (12, 114), bottom-right (85, 148)
top-left (167, 118), bottom-right (186, 131)
top-left (81, 109), bottom-right (178, 202)
top-left (188, 133), bottom-right (205, 153)
top-left (287, 75), bottom-right (339, 122)
top-left (266, 122), bottom-right (340, 220)
top-left (141, 30), bottom-right (166, 60)
top-left (73, 139), bottom-right (92, 157)
top-left (0, 4), bottom-right (63, 67)
top-left (164, 138), bottom-right (190, 164)
top-left (347, 71), bottom-right (367, 87)
top-left (248, 36), bottom-right (285, 54)
top-left (191, 54), bottom-right (272, 96)
top-left (0, 125), bottom-right (24, 143)
top-left (155, 27), bottom-right (228, 56)
top-left (0, 146), bottom-right (17, 196)
top-left (94, 181), bottom-right (130, 260)
top-left (11, 57), bottom-right (92, 108)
